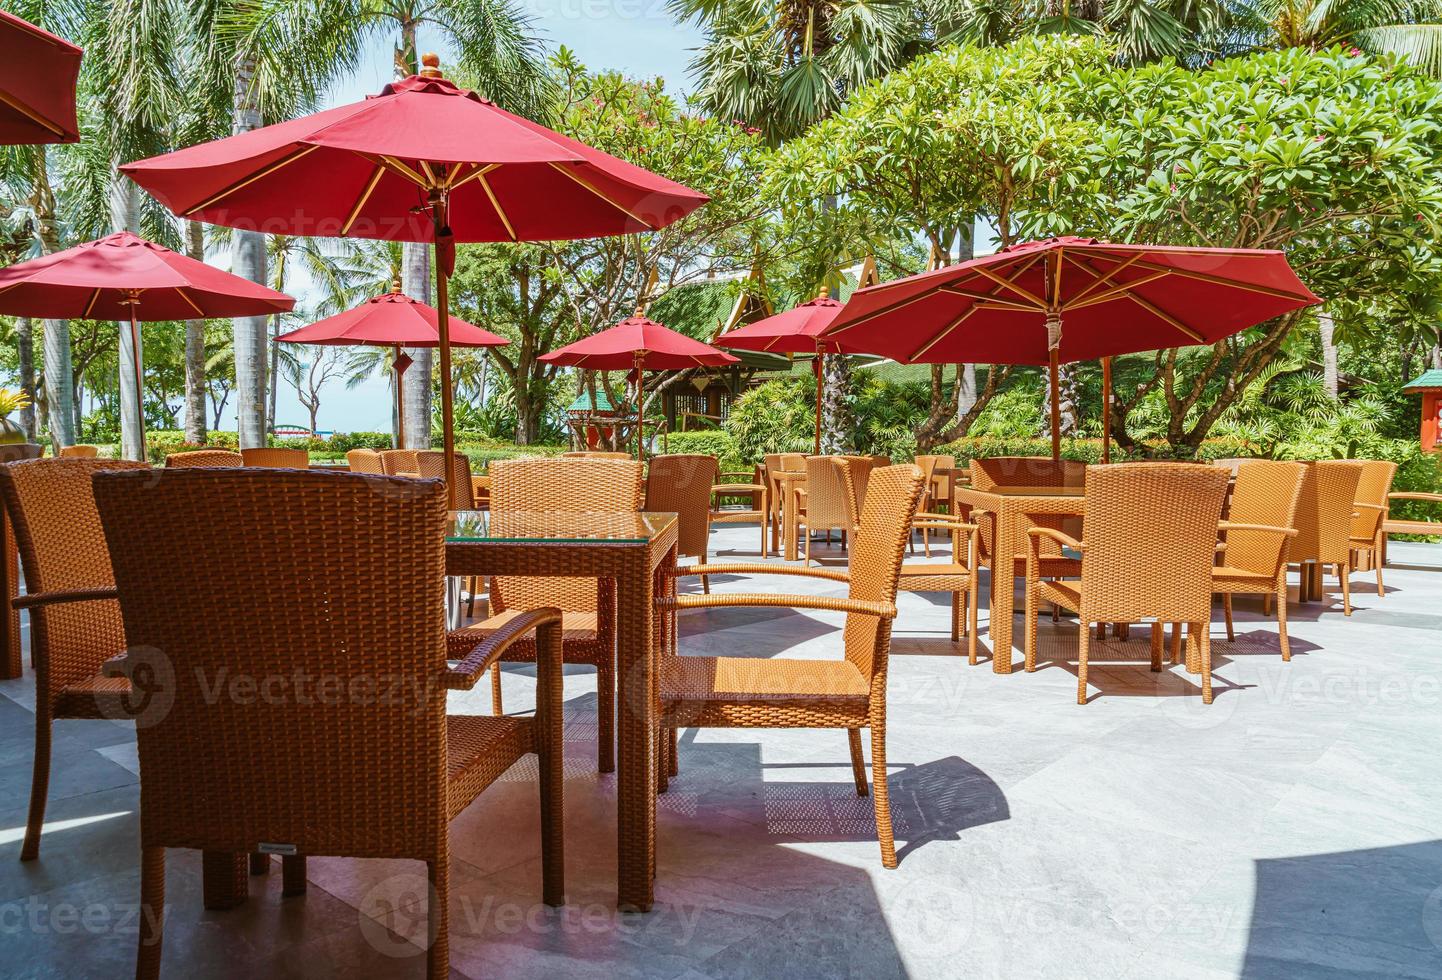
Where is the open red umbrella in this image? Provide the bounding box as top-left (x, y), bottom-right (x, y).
top-left (823, 236), bottom-right (1320, 459)
top-left (0, 9), bottom-right (81, 145)
top-left (0, 231), bottom-right (294, 455)
top-left (715, 293), bottom-right (847, 454)
top-left (277, 282), bottom-right (508, 444)
top-left (542, 312), bottom-right (737, 456)
top-left (121, 57), bottom-right (709, 480)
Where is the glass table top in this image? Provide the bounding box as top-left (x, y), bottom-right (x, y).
top-left (447, 510), bottom-right (676, 544)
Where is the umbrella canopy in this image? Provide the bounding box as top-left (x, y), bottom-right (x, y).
top-left (715, 295), bottom-right (845, 355)
top-left (823, 236), bottom-right (1320, 459)
top-left (542, 314), bottom-right (739, 371)
top-left (0, 231), bottom-right (294, 320)
top-left (823, 237), bottom-right (1319, 365)
top-left (275, 285), bottom-right (507, 348)
top-left (0, 10), bottom-right (81, 145)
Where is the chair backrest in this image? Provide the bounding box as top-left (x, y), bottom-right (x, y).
top-left (563, 451), bottom-right (631, 460)
top-left (1350, 459), bottom-right (1397, 541)
top-left (778, 452), bottom-right (806, 472)
top-left (1308, 460), bottom-right (1364, 564)
top-left (1079, 463), bottom-right (1229, 623)
top-left (644, 454), bottom-right (719, 560)
top-left (345, 449), bottom-right (385, 474)
top-left (804, 456), bottom-right (864, 533)
top-left (970, 456), bottom-right (1086, 492)
top-left (166, 449), bottom-right (243, 468)
top-left (240, 447), bottom-right (309, 469)
top-left (58, 444), bottom-right (99, 458)
top-left (868, 456), bottom-right (892, 467)
top-left (93, 468), bottom-right (449, 855)
top-left (489, 458), bottom-right (644, 615)
top-left (415, 450), bottom-right (475, 509)
top-left (377, 449), bottom-right (418, 476)
top-left (1211, 457), bottom-right (1253, 477)
top-left (0, 458), bottom-right (149, 700)
top-left (843, 464), bottom-right (924, 681)
top-left (1223, 460), bottom-right (1307, 576)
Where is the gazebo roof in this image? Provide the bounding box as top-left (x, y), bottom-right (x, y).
top-left (1402, 369), bottom-right (1442, 391)
top-left (567, 389), bottom-right (621, 413)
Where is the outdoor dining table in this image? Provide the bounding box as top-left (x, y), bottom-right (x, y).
top-left (774, 470), bottom-right (807, 560)
top-left (445, 509), bottom-right (678, 912)
top-left (954, 484), bottom-right (1087, 673)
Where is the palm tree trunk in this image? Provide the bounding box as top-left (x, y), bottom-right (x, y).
top-left (396, 23), bottom-right (432, 450)
top-left (1318, 308), bottom-right (1338, 399)
top-left (31, 155), bottom-right (73, 449)
top-left (231, 56), bottom-right (269, 449)
top-left (267, 243), bottom-right (287, 431)
top-left (16, 317), bottom-right (36, 441)
top-left (183, 221), bottom-right (208, 443)
top-left (113, 176), bottom-right (146, 459)
top-left (954, 219), bottom-right (979, 422)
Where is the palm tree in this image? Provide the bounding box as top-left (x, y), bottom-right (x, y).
top-left (935, 0), bottom-right (1235, 63)
top-left (1250, 0), bottom-right (1442, 75)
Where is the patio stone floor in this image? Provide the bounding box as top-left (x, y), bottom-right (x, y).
top-left (0, 525), bottom-right (1440, 979)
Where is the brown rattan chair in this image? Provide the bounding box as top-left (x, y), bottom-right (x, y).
top-left (377, 448), bottom-right (419, 475)
top-left (1024, 463), bottom-right (1229, 704)
top-left (709, 462), bottom-right (770, 561)
top-left (0, 458), bottom-right (150, 860)
top-left (1382, 491), bottom-right (1442, 564)
top-left (239, 446), bottom-right (309, 469)
top-left (901, 513), bottom-right (981, 659)
top-left (416, 450), bottom-right (475, 508)
top-left (1348, 459), bottom-right (1397, 598)
top-left (57, 444), bottom-right (99, 458)
top-left (1212, 460), bottom-right (1305, 659)
top-left (1295, 460), bottom-right (1364, 615)
top-left (796, 456), bottom-right (871, 565)
top-left (92, 468), bottom-right (564, 980)
top-left (913, 454), bottom-right (956, 556)
top-left (969, 456), bottom-right (1086, 585)
top-left (448, 457), bottom-right (644, 772)
top-left (165, 449), bottom-right (243, 468)
top-left (657, 464), bottom-right (926, 868)
top-left (345, 448), bottom-right (385, 474)
top-left (646, 454), bottom-right (720, 590)
top-left (563, 450), bottom-right (631, 459)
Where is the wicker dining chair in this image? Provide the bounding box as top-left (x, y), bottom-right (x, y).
top-left (57, 444), bottom-right (99, 458)
top-left (416, 450), bottom-right (475, 508)
top-left (92, 468), bottom-right (564, 980)
top-left (795, 456), bottom-right (871, 565)
top-left (239, 446), bottom-right (309, 469)
top-left (165, 449), bottom-right (243, 468)
top-left (646, 454), bottom-right (720, 591)
top-left (1024, 463), bottom-right (1229, 704)
top-left (0, 458), bottom-right (150, 860)
top-left (1348, 459), bottom-right (1397, 599)
top-left (1212, 460), bottom-right (1306, 659)
top-left (563, 450), bottom-right (632, 459)
top-left (448, 457), bottom-right (644, 772)
top-left (377, 448), bottom-right (419, 476)
top-left (656, 464), bottom-right (925, 868)
top-left (709, 463), bottom-right (770, 561)
top-left (1297, 460), bottom-right (1365, 616)
top-left (912, 455), bottom-right (956, 556)
top-left (968, 457), bottom-right (1086, 586)
top-left (345, 448), bottom-right (385, 474)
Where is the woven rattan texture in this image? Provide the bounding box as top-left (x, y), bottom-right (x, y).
top-left (165, 450), bottom-right (243, 468)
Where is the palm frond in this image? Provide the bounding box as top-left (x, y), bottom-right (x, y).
top-left (1356, 22), bottom-right (1442, 75)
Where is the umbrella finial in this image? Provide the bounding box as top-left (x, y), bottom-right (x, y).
top-left (390, 277), bottom-right (403, 294)
top-left (420, 52), bottom-right (442, 78)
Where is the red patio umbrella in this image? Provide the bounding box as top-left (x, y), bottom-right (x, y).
top-left (541, 312), bottom-right (738, 456)
top-left (715, 293), bottom-right (846, 454)
top-left (276, 282), bottom-right (508, 445)
top-left (121, 56), bottom-right (709, 480)
top-left (0, 10), bottom-right (81, 145)
top-left (822, 236), bottom-right (1320, 459)
top-left (0, 231), bottom-right (294, 455)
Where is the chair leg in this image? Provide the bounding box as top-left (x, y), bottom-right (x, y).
top-left (136, 845), bottom-right (165, 980)
top-left (1276, 578), bottom-right (1291, 662)
top-left (465, 575), bottom-right (478, 619)
top-left (1149, 623), bottom-right (1163, 672)
top-left (1024, 575), bottom-right (1038, 672)
top-left (1200, 624), bottom-right (1214, 704)
top-left (1338, 562), bottom-right (1352, 616)
top-left (667, 727), bottom-right (678, 777)
top-left (1076, 620), bottom-right (1090, 705)
top-left (701, 574), bottom-right (710, 595)
top-left (1263, 591), bottom-right (1274, 616)
top-left (201, 851), bottom-right (248, 910)
top-left (1222, 593), bottom-right (1234, 642)
top-left (281, 855), bottom-right (307, 897)
top-left (923, 525), bottom-right (931, 558)
top-left (1374, 543), bottom-right (1384, 597)
top-left (489, 662), bottom-right (505, 716)
top-left (597, 659), bottom-right (616, 774)
top-left (1185, 622), bottom-right (1201, 675)
top-left (249, 853), bottom-right (270, 875)
top-left (656, 726), bottom-right (669, 795)
top-left (1170, 622), bottom-right (1183, 665)
top-left (868, 722), bottom-right (897, 868)
top-left (426, 856), bottom-right (448, 980)
top-left (847, 728), bottom-right (868, 797)
top-left (967, 580), bottom-right (979, 666)
top-left (950, 590), bottom-right (960, 643)
top-left (21, 715), bottom-right (52, 861)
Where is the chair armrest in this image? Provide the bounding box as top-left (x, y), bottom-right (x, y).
top-left (711, 483), bottom-right (766, 495)
top-left (444, 608), bottom-right (562, 690)
top-left (912, 513), bottom-right (979, 533)
top-left (1026, 527), bottom-right (1083, 552)
top-left (657, 593), bottom-right (896, 619)
top-left (14, 587), bottom-right (119, 611)
top-left (670, 562), bottom-right (851, 584)
top-left (100, 651), bottom-right (129, 678)
top-left (1388, 492), bottom-right (1442, 504)
top-left (1352, 502), bottom-right (1384, 512)
top-left (1218, 522), bottom-right (1298, 538)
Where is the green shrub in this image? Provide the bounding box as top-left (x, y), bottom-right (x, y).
top-left (663, 430), bottom-right (739, 464)
top-left (724, 378), bottom-right (814, 463)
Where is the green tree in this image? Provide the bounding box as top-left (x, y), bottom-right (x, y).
top-left (1251, 0), bottom-right (1442, 76)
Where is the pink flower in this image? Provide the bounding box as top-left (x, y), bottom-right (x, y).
top-left (1314, 134), bottom-right (1325, 142)
top-left (1349, 47), bottom-right (1362, 56)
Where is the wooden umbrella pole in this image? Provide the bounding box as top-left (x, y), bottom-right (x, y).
top-left (1102, 355), bottom-right (1113, 464)
top-left (392, 343), bottom-right (407, 450)
top-left (431, 189), bottom-right (456, 501)
top-left (812, 349), bottom-right (823, 456)
top-left (1047, 346), bottom-right (1062, 463)
top-left (634, 351), bottom-right (646, 459)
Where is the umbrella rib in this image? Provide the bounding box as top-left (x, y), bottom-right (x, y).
top-left (341, 163), bottom-right (387, 236)
top-left (937, 286), bottom-right (1034, 312)
top-left (378, 155), bottom-right (431, 189)
top-left (476, 171), bottom-right (518, 241)
top-left (176, 288), bottom-right (206, 318)
top-left (1123, 258), bottom-right (1315, 302)
top-left (911, 305), bottom-right (981, 361)
top-left (546, 162), bottom-right (656, 230)
top-left (190, 144), bottom-right (321, 214)
top-left (449, 163), bottom-right (499, 191)
top-left (973, 266), bottom-right (1047, 309)
top-left (1061, 271), bottom-right (1172, 312)
top-left (0, 87), bottom-right (65, 137)
top-left (1063, 251), bottom-right (1144, 305)
top-left (1118, 291), bottom-right (1205, 343)
top-left (82, 287), bottom-right (101, 318)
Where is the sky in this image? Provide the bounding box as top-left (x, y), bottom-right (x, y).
top-left (218, 8), bottom-right (703, 435)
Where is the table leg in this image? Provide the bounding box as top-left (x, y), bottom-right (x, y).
top-left (783, 485), bottom-right (798, 562)
top-left (989, 504), bottom-right (1016, 674)
top-left (1, 512), bottom-right (21, 679)
top-left (615, 547), bottom-right (661, 912)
